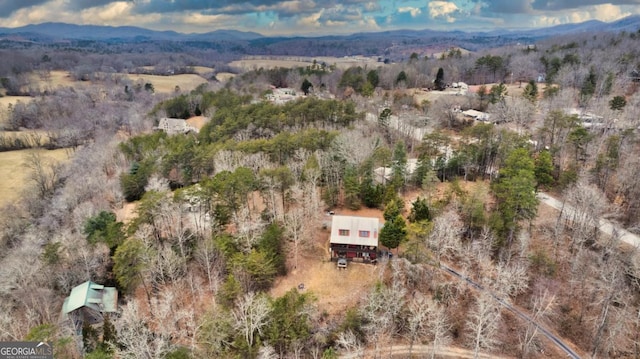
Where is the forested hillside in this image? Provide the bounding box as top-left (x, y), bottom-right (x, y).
top-left (1, 24), bottom-right (640, 359)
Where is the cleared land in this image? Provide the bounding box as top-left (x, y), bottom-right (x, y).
top-left (0, 148), bottom-right (70, 206)
top-left (215, 72), bottom-right (235, 82)
top-left (0, 130), bottom-right (51, 146)
top-left (191, 66), bottom-right (215, 75)
top-left (30, 70), bottom-right (76, 88)
top-left (230, 55), bottom-right (385, 70)
top-left (127, 73), bottom-right (208, 93)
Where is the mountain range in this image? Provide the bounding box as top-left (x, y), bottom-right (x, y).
top-left (1, 16), bottom-right (640, 43)
top-left (1, 16), bottom-right (639, 58)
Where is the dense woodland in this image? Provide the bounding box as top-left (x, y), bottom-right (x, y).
top-left (1, 26), bottom-right (640, 359)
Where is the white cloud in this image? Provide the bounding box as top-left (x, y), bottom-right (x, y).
top-left (295, 9), bottom-right (323, 28)
top-left (0, 1), bottom-right (166, 29)
top-left (398, 7), bottom-right (422, 18)
top-left (532, 4), bottom-right (631, 28)
top-left (428, 1), bottom-right (459, 22)
top-left (79, 2), bottom-right (138, 24)
top-left (583, 4), bottom-right (630, 22)
top-left (179, 13), bottom-right (238, 27)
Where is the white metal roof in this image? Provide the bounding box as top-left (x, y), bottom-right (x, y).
top-left (330, 215), bottom-right (379, 247)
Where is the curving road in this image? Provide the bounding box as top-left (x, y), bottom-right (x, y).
top-left (536, 192), bottom-right (640, 247)
top-left (440, 264), bottom-right (582, 359)
top-left (339, 344), bottom-right (507, 359)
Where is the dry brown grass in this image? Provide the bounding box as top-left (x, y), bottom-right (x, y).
top-left (0, 130), bottom-right (51, 146)
top-left (185, 116), bottom-right (209, 130)
top-left (0, 148), bottom-right (70, 206)
top-left (270, 222), bottom-right (383, 317)
top-left (0, 96), bottom-right (31, 107)
top-left (215, 72), bottom-right (235, 82)
top-left (126, 73), bottom-right (208, 93)
top-left (191, 66), bottom-right (215, 75)
top-left (9, 69), bottom-right (210, 98)
top-left (229, 55), bottom-right (384, 71)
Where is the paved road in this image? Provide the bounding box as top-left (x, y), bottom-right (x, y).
top-left (536, 192), bottom-right (640, 247)
top-left (440, 265), bottom-right (582, 359)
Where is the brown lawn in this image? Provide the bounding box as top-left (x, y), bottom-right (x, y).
top-left (270, 181), bottom-right (493, 317)
top-left (270, 219), bottom-right (383, 316)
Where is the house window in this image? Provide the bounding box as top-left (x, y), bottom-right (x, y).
top-left (338, 229), bottom-right (350, 236)
top-left (359, 230), bottom-right (370, 238)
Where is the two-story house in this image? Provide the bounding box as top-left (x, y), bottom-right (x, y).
top-left (329, 215), bottom-right (379, 263)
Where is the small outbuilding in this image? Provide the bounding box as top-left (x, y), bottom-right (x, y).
top-left (329, 215), bottom-right (379, 263)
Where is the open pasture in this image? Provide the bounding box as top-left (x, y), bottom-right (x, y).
top-left (230, 55), bottom-right (384, 71)
top-left (126, 73), bottom-right (209, 93)
top-left (0, 148), bottom-right (70, 206)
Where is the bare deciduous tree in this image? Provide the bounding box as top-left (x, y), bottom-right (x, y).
top-left (466, 292), bottom-right (501, 359)
top-left (331, 124), bottom-right (379, 166)
top-left (194, 237), bottom-right (225, 292)
top-left (115, 299), bottom-right (174, 358)
top-left (24, 151), bottom-right (62, 200)
top-left (493, 260), bottom-right (529, 299)
top-left (406, 294), bottom-right (430, 356)
top-left (590, 253), bottom-right (632, 358)
top-left (520, 289), bottom-right (556, 357)
top-left (429, 301), bottom-right (452, 359)
top-left (561, 180), bottom-right (608, 250)
top-left (284, 206), bottom-right (307, 270)
top-left (232, 292), bottom-right (271, 350)
top-left (361, 263), bottom-right (406, 358)
top-left (428, 207), bottom-right (463, 261)
top-left (335, 330), bottom-right (364, 358)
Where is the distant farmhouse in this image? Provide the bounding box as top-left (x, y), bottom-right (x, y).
top-left (329, 215), bottom-right (379, 263)
top-left (155, 117), bottom-right (199, 135)
top-left (61, 281), bottom-right (118, 335)
top-left (461, 109), bottom-right (491, 122)
top-left (265, 87), bottom-right (302, 104)
top-left (373, 158), bottom-right (419, 185)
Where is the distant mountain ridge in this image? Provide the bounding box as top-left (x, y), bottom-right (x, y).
top-left (1, 16), bottom-right (638, 42)
top-left (0, 22), bottom-right (264, 41)
top-left (0, 16), bottom-right (638, 57)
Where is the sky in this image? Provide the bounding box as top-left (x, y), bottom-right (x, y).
top-left (0, 0), bottom-right (638, 36)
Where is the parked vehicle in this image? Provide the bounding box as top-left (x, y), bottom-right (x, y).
top-left (337, 258), bottom-right (348, 269)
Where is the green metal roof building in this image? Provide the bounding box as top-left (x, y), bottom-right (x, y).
top-left (61, 281), bottom-right (118, 333)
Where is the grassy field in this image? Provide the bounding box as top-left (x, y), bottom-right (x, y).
top-left (215, 72), bottom-right (235, 82)
top-left (191, 66), bottom-right (215, 75)
top-left (229, 55), bottom-right (385, 70)
top-left (0, 148), bottom-right (70, 206)
top-left (127, 73), bottom-right (208, 93)
top-left (0, 130), bottom-right (51, 147)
